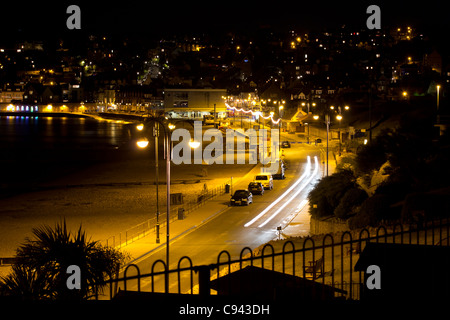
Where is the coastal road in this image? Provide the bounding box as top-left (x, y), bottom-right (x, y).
top-left (118, 143), bottom-right (324, 294)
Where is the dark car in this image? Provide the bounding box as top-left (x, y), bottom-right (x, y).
top-left (281, 141), bottom-right (291, 148)
top-left (230, 189), bottom-right (253, 206)
top-left (248, 182), bottom-right (264, 195)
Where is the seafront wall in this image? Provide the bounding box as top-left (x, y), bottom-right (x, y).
top-left (310, 216), bottom-right (350, 235)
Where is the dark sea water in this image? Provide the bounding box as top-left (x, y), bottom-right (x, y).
top-left (0, 115), bottom-right (133, 193)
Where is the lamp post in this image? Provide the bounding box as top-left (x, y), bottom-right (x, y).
top-left (313, 114), bottom-right (330, 176)
top-left (325, 114), bottom-right (330, 177)
top-left (136, 120), bottom-right (199, 292)
top-left (313, 112), bottom-right (346, 176)
top-left (336, 114), bottom-right (343, 156)
top-left (154, 122), bottom-right (160, 244)
top-left (136, 118), bottom-right (173, 292)
top-left (301, 100), bottom-right (316, 114)
top-left (437, 84), bottom-right (441, 124)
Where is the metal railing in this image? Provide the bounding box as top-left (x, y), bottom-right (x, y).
top-left (103, 180), bottom-right (231, 248)
top-left (96, 217), bottom-right (450, 301)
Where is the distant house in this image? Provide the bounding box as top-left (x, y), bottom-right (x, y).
top-left (0, 84), bottom-right (24, 103)
top-left (23, 82), bottom-right (44, 104)
top-left (41, 85), bottom-right (62, 104)
top-left (423, 50), bottom-right (442, 74)
top-left (210, 265), bottom-right (346, 301)
top-left (354, 242), bottom-right (450, 302)
top-left (290, 91), bottom-right (306, 101)
top-left (260, 82), bottom-right (286, 103)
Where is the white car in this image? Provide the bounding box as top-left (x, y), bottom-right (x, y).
top-left (254, 173), bottom-right (273, 190)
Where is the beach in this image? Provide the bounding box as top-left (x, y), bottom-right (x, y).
top-left (0, 151), bottom-right (255, 258)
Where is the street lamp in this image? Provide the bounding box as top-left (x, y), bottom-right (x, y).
top-left (336, 114), bottom-right (343, 155)
top-left (189, 139), bottom-right (201, 149)
top-left (301, 101), bottom-right (316, 114)
top-left (135, 120), bottom-right (198, 285)
top-left (312, 114), bottom-right (331, 176)
top-left (312, 104), bottom-right (348, 175)
top-left (136, 138), bottom-right (149, 148)
top-left (437, 84), bottom-right (441, 124)
top-left (135, 118), bottom-right (173, 291)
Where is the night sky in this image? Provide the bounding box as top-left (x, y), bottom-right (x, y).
top-left (1, 1), bottom-right (450, 41)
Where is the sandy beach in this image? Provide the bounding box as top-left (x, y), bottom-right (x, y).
top-left (0, 152), bottom-right (255, 258)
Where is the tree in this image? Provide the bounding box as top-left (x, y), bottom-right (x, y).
top-left (0, 221), bottom-right (127, 301)
top-left (308, 169), bottom-right (356, 218)
top-left (354, 128), bottom-right (394, 176)
top-left (334, 187), bottom-right (368, 219)
top-left (348, 194), bottom-right (393, 229)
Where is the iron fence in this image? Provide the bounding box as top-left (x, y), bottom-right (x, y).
top-left (103, 180), bottom-right (231, 248)
top-left (96, 218), bottom-right (450, 301)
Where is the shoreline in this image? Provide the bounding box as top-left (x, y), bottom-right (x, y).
top-left (0, 113), bottom-right (260, 258)
top-left (0, 157), bottom-right (256, 258)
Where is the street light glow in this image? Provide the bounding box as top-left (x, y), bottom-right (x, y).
top-left (136, 139), bottom-right (149, 148)
top-left (189, 140), bottom-right (201, 149)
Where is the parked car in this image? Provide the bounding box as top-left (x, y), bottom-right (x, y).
top-left (281, 141), bottom-right (291, 148)
top-left (230, 189), bottom-right (253, 206)
top-left (254, 173), bottom-right (273, 190)
top-left (248, 182), bottom-right (265, 195)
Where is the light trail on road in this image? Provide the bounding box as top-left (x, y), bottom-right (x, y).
top-left (257, 155), bottom-right (319, 227)
top-left (244, 155), bottom-right (312, 228)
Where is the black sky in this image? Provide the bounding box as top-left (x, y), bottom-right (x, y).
top-left (1, 1), bottom-right (450, 41)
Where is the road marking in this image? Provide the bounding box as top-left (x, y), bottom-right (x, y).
top-left (257, 156), bottom-right (319, 228)
top-left (244, 156), bottom-right (311, 228)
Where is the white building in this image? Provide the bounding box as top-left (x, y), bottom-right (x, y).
top-left (163, 88), bottom-right (227, 120)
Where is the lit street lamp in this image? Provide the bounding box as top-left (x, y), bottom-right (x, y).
top-left (312, 114), bottom-right (331, 176)
top-left (313, 105), bottom-right (349, 175)
top-left (437, 84), bottom-right (441, 124)
top-left (135, 120), bottom-right (198, 287)
top-left (136, 118), bottom-right (173, 291)
top-left (189, 139), bottom-right (201, 149)
top-left (336, 114), bottom-right (343, 156)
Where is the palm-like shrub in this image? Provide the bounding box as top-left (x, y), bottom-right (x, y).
top-left (0, 221), bottom-right (126, 301)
